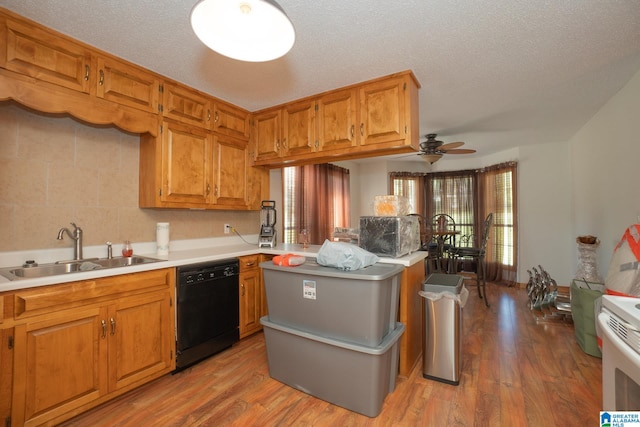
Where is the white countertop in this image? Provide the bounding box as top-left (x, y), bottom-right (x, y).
top-left (0, 239), bottom-right (427, 292)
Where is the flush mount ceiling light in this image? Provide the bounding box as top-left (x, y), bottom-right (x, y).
top-left (190, 0), bottom-right (295, 62)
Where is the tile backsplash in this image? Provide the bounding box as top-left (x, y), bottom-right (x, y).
top-left (0, 103), bottom-right (259, 252)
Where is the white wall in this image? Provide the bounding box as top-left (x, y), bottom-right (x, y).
top-left (570, 69), bottom-right (640, 278)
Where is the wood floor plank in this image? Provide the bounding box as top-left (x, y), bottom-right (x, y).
top-left (60, 283), bottom-right (602, 426)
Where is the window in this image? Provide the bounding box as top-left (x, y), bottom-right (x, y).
top-left (390, 162), bottom-right (517, 284)
top-left (282, 164), bottom-right (351, 244)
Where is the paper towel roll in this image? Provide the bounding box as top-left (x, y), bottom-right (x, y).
top-left (156, 222), bottom-right (170, 256)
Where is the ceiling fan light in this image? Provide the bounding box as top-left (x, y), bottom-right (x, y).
top-left (191, 0), bottom-right (295, 62)
top-left (422, 153), bottom-right (443, 164)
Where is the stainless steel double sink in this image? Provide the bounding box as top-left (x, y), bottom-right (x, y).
top-left (0, 255), bottom-right (165, 281)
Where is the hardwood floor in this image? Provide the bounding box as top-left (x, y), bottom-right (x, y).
top-left (61, 282), bottom-right (602, 426)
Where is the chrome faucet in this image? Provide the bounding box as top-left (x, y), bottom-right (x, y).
top-left (57, 222), bottom-right (83, 260)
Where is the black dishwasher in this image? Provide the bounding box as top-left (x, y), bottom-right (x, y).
top-left (175, 258), bottom-right (240, 371)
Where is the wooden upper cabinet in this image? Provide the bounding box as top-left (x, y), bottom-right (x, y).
top-left (95, 56), bottom-right (160, 114)
top-left (283, 99), bottom-right (316, 157)
top-left (161, 82), bottom-right (212, 128)
top-left (253, 71), bottom-right (420, 167)
top-left (213, 101), bottom-right (250, 140)
top-left (160, 121), bottom-right (213, 205)
top-left (253, 108), bottom-right (282, 162)
top-left (0, 13), bottom-right (91, 93)
top-left (317, 87), bottom-right (358, 152)
top-left (139, 120), bottom-right (262, 210)
top-left (212, 134), bottom-right (249, 208)
top-left (358, 74), bottom-right (409, 147)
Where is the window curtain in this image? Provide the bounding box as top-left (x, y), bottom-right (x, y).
top-left (477, 162), bottom-right (518, 286)
top-left (284, 164), bottom-right (350, 245)
top-left (389, 172), bottom-right (426, 214)
top-left (424, 170), bottom-right (476, 243)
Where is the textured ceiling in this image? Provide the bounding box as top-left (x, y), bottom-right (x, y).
top-left (2, 0), bottom-right (640, 162)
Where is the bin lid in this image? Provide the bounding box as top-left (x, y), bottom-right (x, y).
top-left (259, 259), bottom-right (404, 280)
top-left (422, 273), bottom-right (464, 294)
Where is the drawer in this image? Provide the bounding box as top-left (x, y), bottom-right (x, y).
top-left (13, 268), bottom-right (172, 320)
top-left (239, 255), bottom-right (260, 271)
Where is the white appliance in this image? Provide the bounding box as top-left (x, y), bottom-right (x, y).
top-left (598, 295), bottom-right (640, 410)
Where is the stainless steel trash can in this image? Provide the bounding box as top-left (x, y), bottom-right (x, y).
top-left (422, 273), bottom-right (464, 385)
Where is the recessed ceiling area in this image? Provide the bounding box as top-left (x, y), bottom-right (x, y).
top-left (2, 0), bottom-right (640, 162)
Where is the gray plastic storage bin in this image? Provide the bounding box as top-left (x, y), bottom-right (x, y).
top-left (260, 260), bottom-right (404, 346)
top-left (422, 273), bottom-right (464, 385)
top-left (260, 317), bottom-right (405, 418)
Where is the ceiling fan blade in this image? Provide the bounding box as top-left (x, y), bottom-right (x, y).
top-left (441, 148), bottom-right (477, 154)
top-left (439, 141), bottom-right (464, 150)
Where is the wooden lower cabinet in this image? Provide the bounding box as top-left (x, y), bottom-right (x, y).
top-left (8, 268), bottom-right (175, 427)
top-left (239, 255), bottom-right (262, 339)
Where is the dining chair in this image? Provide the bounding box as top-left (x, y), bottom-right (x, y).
top-left (429, 213), bottom-right (456, 273)
top-left (450, 212), bottom-right (493, 307)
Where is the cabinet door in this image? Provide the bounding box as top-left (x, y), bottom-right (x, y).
top-left (95, 56), bottom-right (160, 114)
top-left (0, 327), bottom-right (14, 424)
top-left (0, 15), bottom-right (92, 93)
top-left (212, 134), bottom-right (248, 208)
top-left (161, 121), bottom-right (213, 205)
top-left (247, 165), bottom-right (269, 211)
top-left (239, 268), bottom-right (261, 338)
top-left (253, 108), bottom-right (282, 161)
top-left (162, 82), bottom-right (212, 128)
top-left (213, 101), bottom-right (250, 140)
top-left (358, 76), bottom-right (407, 147)
top-left (109, 291), bottom-right (173, 391)
top-left (12, 307), bottom-right (108, 427)
top-left (317, 88), bottom-right (358, 152)
top-left (283, 99), bottom-right (316, 157)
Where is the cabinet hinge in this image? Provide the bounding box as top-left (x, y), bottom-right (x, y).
top-left (5, 416), bottom-right (11, 427)
top-left (170, 350), bottom-right (173, 360)
top-left (159, 188), bottom-right (162, 197)
top-left (159, 84), bottom-right (164, 94)
top-left (7, 335), bottom-right (13, 350)
top-left (403, 82), bottom-right (407, 90)
top-left (405, 125), bottom-right (407, 134)
top-left (160, 124), bottom-right (164, 134)
top-left (315, 103), bottom-right (319, 112)
top-left (169, 297), bottom-right (173, 307)
top-left (158, 104), bottom-right (163, 113)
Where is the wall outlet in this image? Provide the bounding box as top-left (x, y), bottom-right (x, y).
top-left (224, 224), bottom-right (231, 234)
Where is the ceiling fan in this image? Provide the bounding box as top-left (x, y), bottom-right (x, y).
top-left (417, 133), bottom-right (476, 164)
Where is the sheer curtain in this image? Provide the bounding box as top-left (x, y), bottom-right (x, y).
top-left (283, 164), bottom-right (350, 245)
top-left (389, 172), bottom-right (425, 214)
top-left (477, 162), bottom-right (518, 285)
top-left (425, 170), bottom-right (476, 242)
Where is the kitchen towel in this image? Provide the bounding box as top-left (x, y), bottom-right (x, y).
top-left (156, 222), bottom-right (170, 256)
